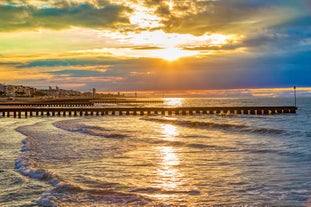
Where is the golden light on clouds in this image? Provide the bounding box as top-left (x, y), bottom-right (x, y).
top-left (126, 30), bottom-right (234, 48)
top-left (129, 4), bottom-right (162, 29)
top-left (71, 30), bottom-right (235, 61)
top-left (0, 67), bottom-right (53, 81)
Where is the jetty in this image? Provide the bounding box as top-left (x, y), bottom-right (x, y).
top-left (0, 98), bottom-right (163, 107)
top-left (91, 99), bottom-right (163, 104)
top-left (0, 106), bottom-right (297, 118)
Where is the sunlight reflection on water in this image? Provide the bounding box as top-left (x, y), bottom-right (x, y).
top-left (164, 98), bottom-right (183, 107)
top-left (154, 124), bottom-right (183, 191)
top-left (156, 146), bottom-right (183, 190)
top-left (161, 124), bottom-right (179, 141)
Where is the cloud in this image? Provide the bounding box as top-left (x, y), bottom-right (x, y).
top-left (131, 46), bottom-right (164, 50)
top-left (48, 69), bottom-right (107, 77)
top-left (1, 46), bottom-right (310, 92)
top-left (1, 0), bottom-right (309, 37)
top-left (17, 58), bottom-right (118, 68)
top-left (143, 0), bottom-right (306, 35)
top-left (1, 0), bottom-right (310, 92)
top-left (0, 1), bottom-right (132, 32)
top-left (182, 13), bottom-right (311, 56)
top-left (0, 65), bottom-right (53, 81)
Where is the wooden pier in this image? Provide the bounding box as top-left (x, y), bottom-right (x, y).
top-left (0, 98), bottom-right (163, 107)
top-left (0, 106), bottom-right (297, 118)
top-left (91, 99), bottom-right (163, 104)
top-left (0, 98), bottom-right (94, 107)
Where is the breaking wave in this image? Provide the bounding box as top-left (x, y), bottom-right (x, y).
top-left (53, 120), bottom-right (128, 139)
top-left (14, 124), bottom-right (152, 207)
top-left (143, 117), bottom-right (287, 135)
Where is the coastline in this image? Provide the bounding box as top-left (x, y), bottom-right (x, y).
top-left (0, 118), bottom-right (51, 207)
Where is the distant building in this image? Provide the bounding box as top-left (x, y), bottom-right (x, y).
top-left (5, 85), bottom-right (15, 97)
top-left (92, 88), bottom-right (96, 98)
top-left (39, 86), bottom-right (81, 98)
top-left (9, 85), bottom-right (37, 97)
top-left (0, 84), bottom-right (5, 91)
top-left (0, 83), bottom-right (81, 98)
top-left (0, 84), bottom-right (5, 96)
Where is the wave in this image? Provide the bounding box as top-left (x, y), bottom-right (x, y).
top-left (53, 120), bottom-right (128, 139)
top-left (15, 125), bottom-right (153, 207)
top-left (130, 187), bottom-right (200, 196)
top-left (36, 184), bottom-right (152, 206)
top-left (142, 117), bottom-right (287, 136)
top-left (16, 153), bottom-right (152, 206)
top-left (305, 131), bottom-right (311, 138)
top-left (246, 127), bottom-right (285, 135)
top-left (0, 169), bottom-right (26, 192)
top-left (146, 138), bottom-right (240, 153)
top-left (15, 128), bottom-right (61, 186)
top-left (187, 143), bottom-right (235, 151)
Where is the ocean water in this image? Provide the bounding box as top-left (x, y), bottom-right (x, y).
top-left (0, 97), bottom-right (311, 206)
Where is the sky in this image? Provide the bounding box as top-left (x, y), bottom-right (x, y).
top-left (0, 0), bottom-right (310, 93)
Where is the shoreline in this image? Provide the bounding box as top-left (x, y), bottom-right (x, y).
top-left (0, 118), bottom-right (54, 206)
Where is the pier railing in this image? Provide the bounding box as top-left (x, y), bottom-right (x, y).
top-left (0, 106), bottom-right (297, 118)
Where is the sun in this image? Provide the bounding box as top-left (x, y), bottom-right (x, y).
top-left (152, 47), bottom-right (198, 61)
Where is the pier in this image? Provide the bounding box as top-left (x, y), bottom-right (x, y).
top-left (0, 106), bottom-right (297, 118)
top-left (0, 98), bottom-right (94, 107)
top-left (0, 98), bottom-right (163, 107)
top-left (91, 99), bottom-right (163, 104)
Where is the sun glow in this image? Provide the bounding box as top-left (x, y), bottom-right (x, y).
top-left (73, 29), bottom-right (236, 61)
top-left (152, 47), bottom-right (197, 61)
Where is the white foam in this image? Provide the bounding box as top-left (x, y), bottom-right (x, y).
top-left (15, 138), bottom-right (60, 185)
top-left (36, 192), bottom-right (58, 207)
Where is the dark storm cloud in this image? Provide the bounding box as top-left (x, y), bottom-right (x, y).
top-left (183, 12), bottom-right (311, 54)
top-left (144, 0), bottom-right (308, 35)
top-left (0, 1), bottom-right (132, 31)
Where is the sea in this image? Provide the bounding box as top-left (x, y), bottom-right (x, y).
top-left (0, 97), bottom-right (310, 207)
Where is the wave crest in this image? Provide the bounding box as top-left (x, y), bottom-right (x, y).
top-left (143, 117), bottom-right (287, 135)
top-left (53, 120), bottom-right (127, 139)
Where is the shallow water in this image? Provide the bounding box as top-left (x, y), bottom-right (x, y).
top-left (0, 119), bottom-right (51, 207)
top-left (1, 97), bottom-right (311, 206)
